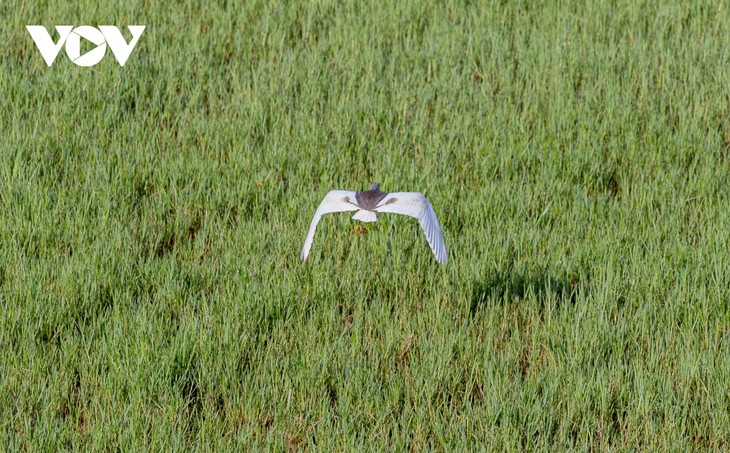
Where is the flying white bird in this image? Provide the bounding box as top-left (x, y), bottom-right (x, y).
top-left (300, 183), bottom-right (448, 264)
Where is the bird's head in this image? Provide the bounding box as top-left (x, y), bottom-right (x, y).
top-left (369, 182), bottom-right (380, 192)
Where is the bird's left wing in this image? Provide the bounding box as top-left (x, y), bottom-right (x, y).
top-left (301, 190), bottom-right (359, 261)
top-left (374, 192), bottom-right (448, 264)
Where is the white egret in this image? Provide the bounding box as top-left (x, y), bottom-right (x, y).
top-left (301, 183), bottom-right (448, 264)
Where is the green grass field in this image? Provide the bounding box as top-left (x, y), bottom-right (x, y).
top-left (2, 0), bottom-right (730, 450)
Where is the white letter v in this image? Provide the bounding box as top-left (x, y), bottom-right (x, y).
top-left (26, 25), bottom-right (73, 66)
top-left (99, 26), bottom-right (146, 66)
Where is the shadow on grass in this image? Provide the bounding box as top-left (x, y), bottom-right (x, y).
top-left (471, 267), bottom-right (587, 315)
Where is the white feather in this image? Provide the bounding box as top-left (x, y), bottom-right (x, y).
top-left (300, 190), bottom-right (359, 261)
top-left (374, 192), bottom-right (448, 264)
top-left (352, 210), bottom-right (378, 222)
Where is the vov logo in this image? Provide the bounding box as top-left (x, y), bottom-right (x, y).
top-left (26, 25), bottom-right (146, 67)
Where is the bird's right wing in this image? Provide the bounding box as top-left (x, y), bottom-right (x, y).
top-left (301, 190), bottom-right (359, 261)
top-left (374, 192), bottom-right (448, 264)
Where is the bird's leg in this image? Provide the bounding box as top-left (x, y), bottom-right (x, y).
top-left (354, 220), bottom-right (366, 235)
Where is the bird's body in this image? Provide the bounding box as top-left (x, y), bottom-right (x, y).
top-left (354, 183), bottom-right (389, 211)
top-left (350, 183), bottom-right (388, 222)
top-left (301, 183), bottom-right (448, 264)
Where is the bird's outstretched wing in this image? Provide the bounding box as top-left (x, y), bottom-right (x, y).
top-left (374, 192), bottom-right (448, 264)
top-left (301, 190), bottom-right (359, 261)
